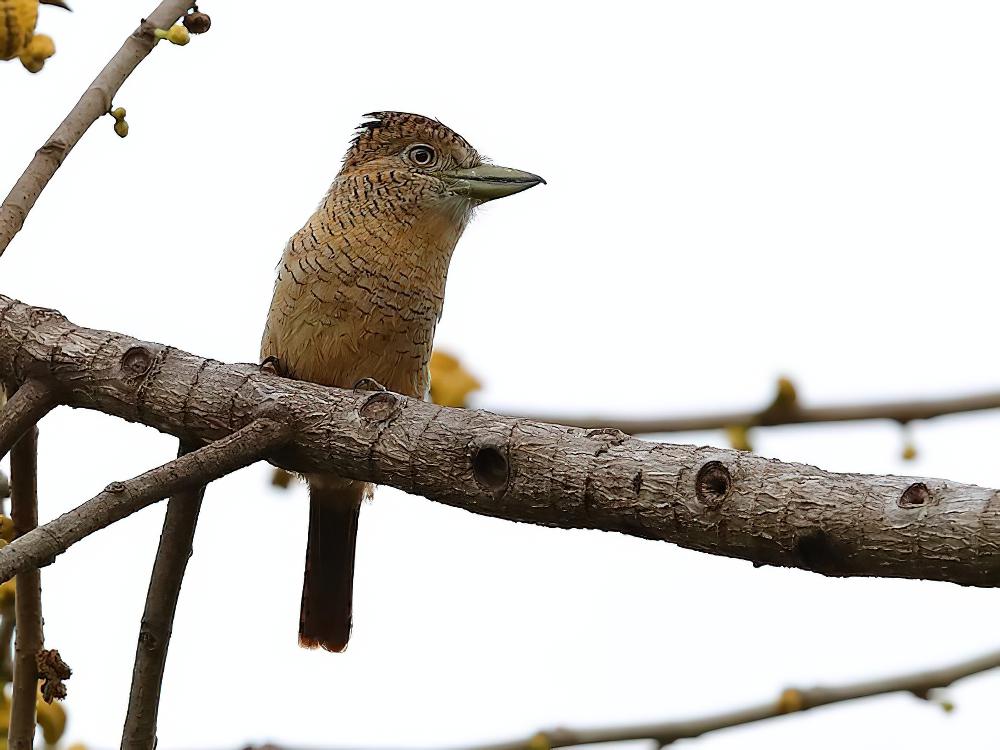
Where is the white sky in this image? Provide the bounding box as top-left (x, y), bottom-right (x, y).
top-left (3, 1), bottom-right (1000, 748)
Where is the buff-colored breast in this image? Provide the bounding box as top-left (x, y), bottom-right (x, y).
top-left (261, 173), bottom-right (470, 399)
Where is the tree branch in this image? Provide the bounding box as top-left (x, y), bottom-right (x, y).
top-left (0, 380), bottom-right (57, 462)
top-left (1, 292), bottom-right (999, 587)
top-left (461, 649), bottom-right (1000, 749)
top-left (121, 441), bottom-right (205, 750)
top-left (515, 389), bottom-right (1000, 435)
top-left (7, 425), bottom-right (42, 750)
top-left (0, 418), bottom-right (288, 585)
top-left (0, 0), bottom-right (194, 256)
top-left (234, 650), bottom-right (1000, 749)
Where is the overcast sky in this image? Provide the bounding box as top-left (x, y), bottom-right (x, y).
top-left (4, 2), bottom-right (1000, 748)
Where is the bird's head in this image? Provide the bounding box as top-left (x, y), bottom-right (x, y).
top-left (340, 111), bottom-right (544, 206)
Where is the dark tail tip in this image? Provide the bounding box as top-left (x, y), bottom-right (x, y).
top-left (299, 482), bottom-right (363, 654)
top-left (298, 632), bottom-right (349, 653)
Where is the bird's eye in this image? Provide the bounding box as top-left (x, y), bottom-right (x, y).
top-left (407, 145), bottom-right (437, 167)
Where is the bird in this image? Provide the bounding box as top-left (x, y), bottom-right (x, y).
top-left (261, 111), bottom-right (544, 652)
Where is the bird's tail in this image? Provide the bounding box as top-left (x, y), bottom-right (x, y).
top-left (299, 477), bottom-right (366, 652)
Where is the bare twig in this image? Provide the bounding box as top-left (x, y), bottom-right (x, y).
top-left (2, 293), bottom-right (1000, 586)
top-left (0, 0), bottom-right (194, 256)
top-left (241, 650), bottom-right (1000, 749)
top-left (0, 380), bottom-right (57, 462)
top-left (8, 425), bottom-right (42, 750)
top-left (121, 441), bottom-right (205, 750)
top-left (0, 419), bottom-right (289, 585)
top-left (515, 389), bottom-right (1000, 435)
top-left (460, 649), bottom-right (1000, 749)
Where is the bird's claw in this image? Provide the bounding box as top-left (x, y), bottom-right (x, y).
top-left (353, 377), bottom-right (387, 392)
top-left (260, 355), bottom-right (284, 376)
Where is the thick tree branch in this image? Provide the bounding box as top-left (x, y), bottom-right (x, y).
top-left (0, 0), bottom-right (194, 256)
top-left (8, 426), bottom-right (42, 750)
top-left (463, 649), bottom-right (1000, 749)
top-left (121, 442), bottom-right (205, 750)
top-left (0, 419), bottom-right (288, 584)
top-left (516, 389), bottom-right (1000, 435)
top-left (1, 293), bottom-right (999, 586)
top-left (0, 380), bottom-right (57, 461)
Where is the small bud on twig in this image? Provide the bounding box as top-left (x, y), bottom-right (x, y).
top-left (777, 687), bottom-right (806, 713)
top-left (183, 11), bottom-right (212, 34)
top-left (154, 25), bottom-right (191, 46)
top-left (109, 106), bottom-right (129, 138)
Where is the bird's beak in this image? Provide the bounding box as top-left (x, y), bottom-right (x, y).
top-left (439, 164), bottom-right (545, 203)
top-left (39, 0), bottom-right (71, 9)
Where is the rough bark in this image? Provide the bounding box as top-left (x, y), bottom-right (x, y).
top-left (1, 293), bottom-right (999, 586)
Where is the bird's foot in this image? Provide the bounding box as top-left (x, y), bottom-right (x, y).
top-left (353, 377), bottom-right (387, 392)
top-left (260, 355), bottom-right (284, 376)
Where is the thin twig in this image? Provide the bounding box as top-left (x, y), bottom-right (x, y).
top-left (0, 419), bottom-right (289, 585)
top-left (515, 389), bottom-right (1000, 436)
top-left (459, 649), bottom-right (1000, 749)
top-left (233, 649), bottom-right (1000, 749)
top-left (121, 441), bottom-right (205, 750)
top-left (7, 425), bottom-right (42, 750)
top-left (0, 380), bottom-right (57, 462)
top-left (0, 0), bottom-right (194, 256)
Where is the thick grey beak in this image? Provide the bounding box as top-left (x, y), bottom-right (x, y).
top-left (440, 164), bottom-right (545, 203)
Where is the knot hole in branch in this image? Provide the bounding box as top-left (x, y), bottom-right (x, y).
top-left (471, 445), bottom-right (509, 493)
top-left (121, 346), bottom-right (156, 379)
top-left (358, 390), bottom-right (401, 423)
top-left (899, 482), bottom-right (931, 508)
top-left (695, 461), bottom-right (731, 507)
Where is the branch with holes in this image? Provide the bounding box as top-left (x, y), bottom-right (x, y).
top-left (1, 291), bottom-right (999, 588)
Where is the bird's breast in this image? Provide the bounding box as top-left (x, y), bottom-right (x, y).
top-left (261, 201), bottom-right (467, 398)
